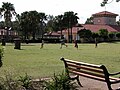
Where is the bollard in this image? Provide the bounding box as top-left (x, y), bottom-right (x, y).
top-left (1, 38), bottom-right (6, 46)
top-left (14, 38), bottom-right (21, 49)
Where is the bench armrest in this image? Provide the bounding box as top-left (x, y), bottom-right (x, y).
top-left (109, 72), bottom-right (120, 76)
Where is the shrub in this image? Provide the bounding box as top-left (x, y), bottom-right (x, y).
top-left (0, 46), bottom-right (4, 67)
top-left (0, 73), bottom-right (22, 90)
top-left (18, 73), bottom-right (32, 89)
top-left (43, 72), bottom-right (78, 90)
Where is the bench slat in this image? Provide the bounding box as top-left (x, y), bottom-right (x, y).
top-left (64, 59), bottom-right (101, 69)
top-left (69, 70), bottom-right (105, 82)
top-left (68, 67), bottom-right (105, 79)
top-left (67, 63), bottom-right (104, 74)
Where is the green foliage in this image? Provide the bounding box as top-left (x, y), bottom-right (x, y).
top-left (0, 73), bottom-right (23, 90)
top-left (18, 73), bottom-right (32, 89)
top-left (78, 29), bottom-right (92, 38)
top-left (92, 32), bottom-right (99, 39)
top-left (0, 47), bottom-right (4, 67)
top-left (62, 11), bottom-right (79, 42)
top-left (43, 72), bottom-right (77, 90)
top-left (0, 2), bottom-right (16, 26)
top-left (101, 0), bottom-right (120, 7)
top-left (63, 11), bottom-right (79, 28)
top-left (116, 32), bottom-right (120, 38)
top-left (0, 77), bottom-right (6, 90)
top-left (98, 29), bottom-right (108, 39)
top-left (101, 0), bottom-right (108, 7)
top-left (108, 32), bottom-right (115, 39)
top-left (85, 17), bottom-right (94, 24)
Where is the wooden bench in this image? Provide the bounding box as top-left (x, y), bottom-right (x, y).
top-left (60, 57), bottom-right (120, 90)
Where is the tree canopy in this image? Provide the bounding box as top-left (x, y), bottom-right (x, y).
top-left (101, 0), bottom-right (120, 6)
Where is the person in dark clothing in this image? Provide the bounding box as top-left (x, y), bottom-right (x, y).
top-left (74, 40), bottom-right (78, 49)
top-left (40, 40), bottom-right (44, 49)
top-left (60, 39), bottom-right (67, 49)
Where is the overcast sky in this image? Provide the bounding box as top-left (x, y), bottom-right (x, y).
top-left (0, 0), bottom-right (120, 23)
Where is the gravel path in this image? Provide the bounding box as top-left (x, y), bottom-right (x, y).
top-left (77, 76), bottom-right (120, 90)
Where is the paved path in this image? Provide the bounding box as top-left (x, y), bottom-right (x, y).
top-left (77, 76), bottom-right (120, 90)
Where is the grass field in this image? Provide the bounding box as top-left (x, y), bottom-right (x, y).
top-left (0, 42), bottom-right (120, 78)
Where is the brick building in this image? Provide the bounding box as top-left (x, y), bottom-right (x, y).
top-left (60, 11), bottom-right (120, 41)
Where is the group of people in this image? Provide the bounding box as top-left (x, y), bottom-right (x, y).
top-left (60, 39), bottom-right (78, 49)
top-left (40, 39), bottom-right (78, 49)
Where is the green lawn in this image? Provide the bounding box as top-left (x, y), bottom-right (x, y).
top-left (0, 42), bottom-right (120, 78)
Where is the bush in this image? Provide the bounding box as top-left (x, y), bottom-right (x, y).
top-left (0, 46), bottom-right (4, 67)
top-left (43, 72), bottom-right (78, 90)
top-left (18, 73), bottom-right (32, 89)
top-left (0, 73), bottom-right (23, 90)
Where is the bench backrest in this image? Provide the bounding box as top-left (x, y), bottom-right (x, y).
top-left (61, 58), bottom-right (110, 82)
top-left (60, 58), bottom-right (120, 90)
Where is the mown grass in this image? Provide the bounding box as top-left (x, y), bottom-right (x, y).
top-left (0, 42), bottom-right (120, 78)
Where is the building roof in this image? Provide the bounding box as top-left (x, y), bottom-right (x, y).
top-left (92, 11), bottom-right (118, 17)
top-left (61, 24), bottom-right (120, 34)
top-left (82, 24), bottom-right (120, 32)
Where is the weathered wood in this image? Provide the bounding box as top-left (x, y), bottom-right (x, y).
top-left (60, 57), bottom-right (120, 90)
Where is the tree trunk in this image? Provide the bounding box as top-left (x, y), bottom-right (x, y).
top-left (70, 27), bottom-right (73, 43)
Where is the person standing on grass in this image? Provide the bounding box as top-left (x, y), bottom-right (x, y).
top-left (74, 40), bottom-right (78, 49)
top-left (95, 38), bottom-right (98, 48)
top-left (60, 39), bottom-right (67, 49)
top-left (40, 40), bottom-right (44, 49)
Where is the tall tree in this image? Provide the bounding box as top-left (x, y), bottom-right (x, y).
top-left (101, 0), bottom-right (120, 6)
top-left (45, 15), bottom-right (55, 32)
top-left (0, 2), bottom-right (16, 41)
top-left (63, 11), bottom-right (79, 43)
top-left (38, 12), bottom-right (47, 40)
top-left (28, 11), bottom-right (40, 40)
top-left (85, 16), bottom-right (94, 24)
top-left (54, 15), bottom-right (64, 39)
top-left (19, 11), bottom-right (30, 39)
top-left (19, 11), bottom-right (47, 40)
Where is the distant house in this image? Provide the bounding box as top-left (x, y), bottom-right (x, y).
top-left (43, 32), bottom-right (61, 43)
top-left (60, 11), bottom-right (120, 41)
top-left (0, 28), bottom-right (18, 40)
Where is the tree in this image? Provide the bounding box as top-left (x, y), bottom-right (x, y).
top-left (28, 11), bottom-right (40, 40)
top-left (63, 11), bottom-right (79, 43)
top-left (54, 15), bottom-right (65, 39)
top-left (108, 32), bottom-right (115, 39)
top-left (19, 11), bottom-right (47, 40)
top-left (0, 2), bottom-right (16, 41)
top-left (78, 29), bottom-right (92, 38)
top-left (19, 11), bottom-right (30, 40)
top-left (92, 32), bottom-right (99, 39)
top-left (45, 15), bottom-right (55, 33)
top-left (98, 29), bottom-right (108, 41)
top-left (101, 0), bottom-right (120, 6)
top-left (0, 21), bottom-right (5, 28)
top-left (116, 32), bottom-right (120, 38)
top-left (77, 29), bottom-right (92, 42)
top-left (85, 16), bottom-right (94, 24)
top-left (38, 12), bottom-right (47, 40)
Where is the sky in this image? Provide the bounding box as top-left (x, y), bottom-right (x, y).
top-left (0, 0), bottom-right (120, 23)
